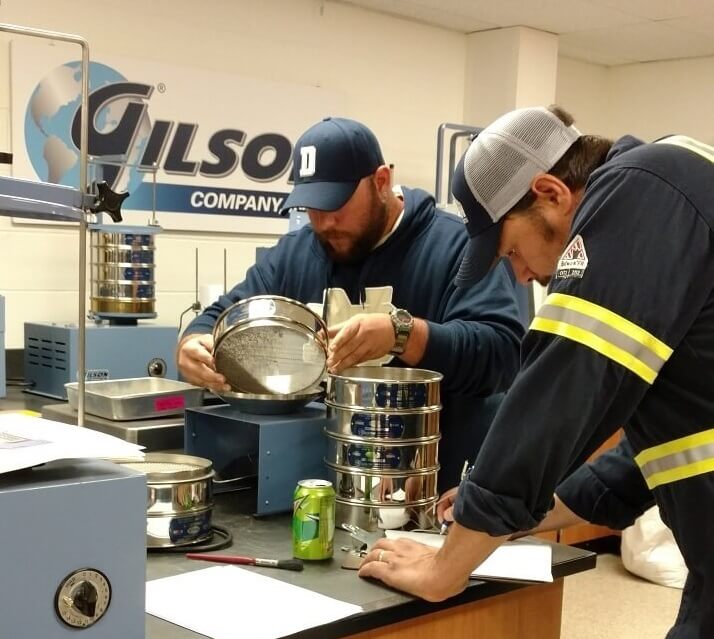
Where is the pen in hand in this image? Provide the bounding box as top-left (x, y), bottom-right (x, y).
top-left (186, 553), bottom-right (304, 571)
top-left (439, 460), bottom-right (472, 535)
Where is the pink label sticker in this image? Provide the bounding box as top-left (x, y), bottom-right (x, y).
top-left (154, 395), bottom-right (186, 412)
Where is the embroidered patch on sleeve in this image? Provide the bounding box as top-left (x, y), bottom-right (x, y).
top-left (555, 234), bottom-right (588, 279)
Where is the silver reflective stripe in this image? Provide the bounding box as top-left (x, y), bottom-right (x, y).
top-left (531, 293), bottom-right (672, 383)
top-left (640, 442), bottom-right (714, 477)
top-left (635, 429), bottom-right (714, 490)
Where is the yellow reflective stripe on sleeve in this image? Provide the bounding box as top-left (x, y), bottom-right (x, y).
top-left (656, 135), bottom-right (714, 163)
top-left (635, 428), bottom-right (714, 466)
top-left (530, 317), bottom-right (658, 383)
top-left (545, 293), bottom-right (673, 361)
top-left (641, 460), bottom-right (714, 490)
top-left (530, 294), bottom-right (673, 384)
top-left (635, 429), bottom-right (714, 490)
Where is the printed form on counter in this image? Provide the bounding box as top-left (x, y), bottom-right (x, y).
top-left (385, 530), bottom-right (554, 583)
top-left (0, 412), bottom-right (144, 474)
top-left (146, 565), bottom-right (363, 639)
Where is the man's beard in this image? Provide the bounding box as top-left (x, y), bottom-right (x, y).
top-left (317, 188), bottom-right (389, 264)
top-left (530, 204), bottom-right (560, 286)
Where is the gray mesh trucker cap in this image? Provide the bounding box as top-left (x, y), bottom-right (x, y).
top-left (452, 107), bottom-right (581, 287)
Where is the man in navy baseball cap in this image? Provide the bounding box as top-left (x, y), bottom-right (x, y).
top-left (279, 116), bottom-right (395, 265)
top-left (280, 116), bottom-right (385, 213)
top-left (177, 113), bottom-right (524, 498)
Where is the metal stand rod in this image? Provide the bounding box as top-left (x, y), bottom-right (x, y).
top-left (150, 162), bottom-right (158, 226)
top-left (434, 123), bottom-right (482, 205)
top-left (194, 248), bottom-right (199, 307)
top-left (0, 23), bottom-right (90, 427)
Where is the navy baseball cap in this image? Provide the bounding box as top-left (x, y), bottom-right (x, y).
top-left (452, 107), bottom-right (580, 287)
top-left (279, 117), bottom-right (385, 214)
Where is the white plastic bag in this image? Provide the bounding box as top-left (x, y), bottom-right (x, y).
top-left (621, 505), bottom-right (687, 589)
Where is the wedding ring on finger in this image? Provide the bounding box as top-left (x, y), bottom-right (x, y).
top-left (378, 550), bottom-right (386, 563)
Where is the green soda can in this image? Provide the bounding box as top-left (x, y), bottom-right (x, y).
top-left (292, 479), bottom-right (335, 560)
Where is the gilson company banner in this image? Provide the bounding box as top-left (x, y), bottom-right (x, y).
top-left (10, 39), bottom-right (342, 233)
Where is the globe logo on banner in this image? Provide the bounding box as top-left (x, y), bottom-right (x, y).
top-left (23, 60), bottom-right (150, 195)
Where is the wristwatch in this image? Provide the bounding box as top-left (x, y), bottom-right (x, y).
top-left (389, 308), bottom-right (414, 355)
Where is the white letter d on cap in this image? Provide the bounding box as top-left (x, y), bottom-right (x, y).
top-left (299, 146), bottom-right (316, 177)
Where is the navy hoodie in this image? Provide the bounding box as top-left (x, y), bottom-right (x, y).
top-left (184, 187), bottom-right (524, 490)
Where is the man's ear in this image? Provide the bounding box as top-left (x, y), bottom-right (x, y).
top-left (373, 165), bottom-right (392, 197)
top-left (531, 174), bottom-right (575, 216)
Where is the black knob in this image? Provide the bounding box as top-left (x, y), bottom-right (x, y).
top-left (148, 358), bottom-right (167, 377)
top-left (90, 181), bottom-right (129, 222)
top-left (71, 582), bottom-right (98, 618)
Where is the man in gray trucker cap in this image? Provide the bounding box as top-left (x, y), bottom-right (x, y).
top-left (360, 104), bottom-right (714, 639)
top-left (451, 105), bottom-right (580, 287)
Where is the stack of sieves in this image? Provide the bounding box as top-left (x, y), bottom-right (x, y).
top-left (117, 453), bottom-right (215, 549)
top-left (90, 225), bottom-right (160, 318)
top-left (324, 366), bottom-right (442, 532)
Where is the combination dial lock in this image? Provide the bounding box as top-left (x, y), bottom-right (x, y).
top-left (55, 568), bottom-right (112, 628)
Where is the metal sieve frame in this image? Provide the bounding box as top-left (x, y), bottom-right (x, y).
top-left (118, 453), bottom-right (213, 483)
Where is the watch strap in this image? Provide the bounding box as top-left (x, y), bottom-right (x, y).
top-left (389, 308), bottom-right (413, 355)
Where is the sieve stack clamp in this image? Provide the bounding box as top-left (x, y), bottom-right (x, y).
top-left (339, 523), bottom-right (382, 569)
top-left (89, 180), bottom-right (129, 222)
top-left (340, 523), bottom-right (381, 555)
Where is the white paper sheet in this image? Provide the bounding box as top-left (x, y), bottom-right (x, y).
top-left (0, 413), bottom-right (144, 474)
top-left (146, 565), bottom-right (363, 639)
top-left (384, 531), bottom-right (553, 583)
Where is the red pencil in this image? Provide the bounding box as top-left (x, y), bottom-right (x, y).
top-left (185, 553), bottom-right (304, 571)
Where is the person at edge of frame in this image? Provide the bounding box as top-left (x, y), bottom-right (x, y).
top-left (360, 105), bottom-right (714, 639)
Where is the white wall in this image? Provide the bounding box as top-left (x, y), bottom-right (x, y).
top-left (608, 57), bottom-right (714, 143)
top-left (556, 54), bottom-right (714, 143)
top-left (555, 57), bottom-right (612, 136)
top-left (0, 0), bottom-right (466, 347)
top-left (1, 0), bottom-right (713, 351)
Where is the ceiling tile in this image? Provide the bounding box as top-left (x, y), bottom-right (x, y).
top-left (664, 13), bottom-right (714, 38)
top-left (335, 0), bottom-right (714, 64)
top-left (342, 0), bottom-right (643, 33)
top-left (586, 0), bottom-right (714, 21)
top-left (454, 0), bottom-right (644, 33)
top-left (557, 42), bottom-right (636, 66)
top-left (392, 0), bottom-right (495, 31)
top-left (559, 21), bottom-right (714, 64)
top-left (339, 0), bottom-right (494, 31)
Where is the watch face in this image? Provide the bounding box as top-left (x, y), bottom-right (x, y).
top-left (395, 309), bottom-right (412, 325)
top-left (390, 308), bottom-right (412, 355)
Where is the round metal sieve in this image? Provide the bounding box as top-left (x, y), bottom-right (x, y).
top-left (214, 319), bottom-right (326, 395)
top-left (117, 453), bottom-right (215, 549)
top-left (119, 453), bottom-right (213, 483)
top-left (123, 460), bottom-right (196, 473)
